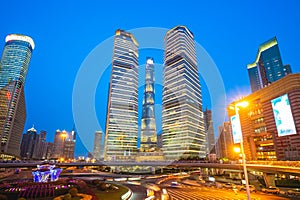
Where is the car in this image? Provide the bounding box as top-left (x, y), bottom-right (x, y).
top-left (287, 188), bottom-right (300, 196)
top-left (239, 185), bottom-right (256, 193)
top-left (169, 181), bottom-right (182, 188)
top-left (198, 179), bottom-right (206, 184)
top-left (223, 183), bottom-right (236, 189)
top-left (204, 181), bottom-right (216, 187)
top-left (264, 186), bottom-right (280, 194)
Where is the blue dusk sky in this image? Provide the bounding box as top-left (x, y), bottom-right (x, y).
top-left (1, 0), bottom-right (300, 156)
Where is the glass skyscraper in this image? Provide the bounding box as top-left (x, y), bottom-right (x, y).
top-left (204, 107), bottom-right (215, 154)
top-left (93, 131), bottom-right (102, 160)
top-left (162, 26), bottom-right (206, 160)
top-left (20, 126), bottom-right (38, 159)
top-left (247, 37), bottom-right (292, 92)
top-left (104, 29), bottom-right (139, 161)
top-left (52, 130), bottom-right (67, 159)
top-left (0, 34), bottom-right (34, 158)
top-left (140, 57), bottom-right (157, 152)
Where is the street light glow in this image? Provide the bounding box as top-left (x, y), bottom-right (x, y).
top-left (236, 101), bottom-right (249, 108)
top-left (230, 99), bottom-right (251, 200)
top-left (234, 147), bottom-right (241, 153)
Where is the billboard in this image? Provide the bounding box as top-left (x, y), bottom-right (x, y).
top-left (271, 94), bottom-right (297, 137)
top-left (231, 115), bottom-right (242, 144)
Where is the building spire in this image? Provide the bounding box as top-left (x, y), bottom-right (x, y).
top-left (140, 57), bottom-right (157, 152)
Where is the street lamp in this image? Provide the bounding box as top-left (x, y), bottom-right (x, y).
top-left (231, 101), bottom-right (251, 200)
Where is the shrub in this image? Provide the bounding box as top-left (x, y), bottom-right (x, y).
top-left (75, 180), bottom-right (87, 189)
top-left (63, 193), bottom-right (72, 200)
top-left (0, 194), bottom-right (7, 200)
top-left (69, 188), bottom-right (78, 197)
top-left (92, 180), bottom-right (101, 185)
top-left (98, 182), bottom-right (107, 191)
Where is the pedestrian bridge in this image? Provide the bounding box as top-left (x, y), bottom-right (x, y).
top-left (1, 161), bottom-right (300, 175)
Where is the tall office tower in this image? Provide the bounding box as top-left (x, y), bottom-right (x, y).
top-left (140, 57), bottom-right (157, 152)
top-left (0, 34), bottom-right (34, 158)
top-left (162, 26), bottom-right (206, 160)
top-left (33, 130), bottom-right (47, 159)
top-left (93, 131), bottom-right (102, 160)
top-left (45, 142), bottom-right (54, 160)
top-left (20, 126), bottom-right (38, 159)
top-left (215, 122), bottom-right (235, 160)
top-left (63, 129), bottom-right (76, 160)
top-left (157, 134), bottom-right (162, 149)
top-left (204, 108), bottom-right (215, 154)
top-left (247, 37), bottom-right (292, 92)
top-left (52, 130), bottom-right (67, 159)
top-left (63, 140), bottom-right (75, 160)
top-left (104, 29), bottom-right (139, 161)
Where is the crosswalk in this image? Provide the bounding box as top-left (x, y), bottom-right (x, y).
top-left (166, 186), bottom-right (289, 200)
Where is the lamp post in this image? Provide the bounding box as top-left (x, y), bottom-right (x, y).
top-left (234, 101), bottom-right (251, 200)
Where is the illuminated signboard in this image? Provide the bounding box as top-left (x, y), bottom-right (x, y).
top-left (271, 94), bottom-right (297, 137)
top-left (231, 115), bottom-right (242, 144)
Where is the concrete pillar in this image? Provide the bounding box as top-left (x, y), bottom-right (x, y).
top-left (110, 166), bottom-right (115, 173)
top-left (238, 172), bottom-right (243, 179)
top-left (115, 167), bottom-right (121, 173)
top-left (263, 173), bottom-right (276, 187)
top-left (151, 167), bottom-right (156, 175)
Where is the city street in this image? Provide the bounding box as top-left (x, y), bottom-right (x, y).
top-left (123, 183), bottom-right (147, 200)
top-left (166, 185), bottom-right (289, 200)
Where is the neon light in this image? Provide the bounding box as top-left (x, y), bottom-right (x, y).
top-left (32, 164), bottom-right (62, 182)
top-left (6, 92), bottom-right (11, 100)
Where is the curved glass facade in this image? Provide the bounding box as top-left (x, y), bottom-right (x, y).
top-left (140, 57), bottom-right (157, 152)
top-left (104, 30), bottom-right (139, 161)
top-left (162, 26), bottom-right (206, 160)
top-left (0, 34), bottom-right (34, 157)
top-left (247, 37), bottom-right (292, 92)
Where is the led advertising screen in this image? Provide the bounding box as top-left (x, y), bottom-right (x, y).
top-left (271, 94), bottom-right (297, 137)
top-left (231, 115), bottom-right (242, 144)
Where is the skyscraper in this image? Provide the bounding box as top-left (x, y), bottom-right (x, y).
top-left (247, 37), bottom-right (292, 92)
top-left (215, 122), bottom-right (235, 160)
top-left (52, 129), bottom-right (67, 159)
top-left (104, 29), bottom-right (139, 161)
top-left (20, 126), bottom-right (38, 159)
top-left (52, 129), bottom-right (75, 160)
top-left (140, 57), bottom-right (157, 152)
top-left (204, 108), bottom-right (215, 154)
top-left (162, 26), bottom-right (206, 160)
top-left (63, 129), bottom-right (76, 160)
top-left (33, 130), bottom-right (47, 159)
top-left (93, 131), bottom-right (102, 161)
top-left (45, 142), bottom-right (54, 160)
top-left (0, 34), bottom-right (34, 158)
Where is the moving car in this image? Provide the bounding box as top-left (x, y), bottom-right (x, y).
top-left (239, 185), bottom-right (256, 192)
top-left (287, 188), bottom-right (300, 196)
top-left (169, 181), bottom-right (182, 188)
top-left (263, 186), bottom-right (280, 194)
top-left (223, 183), bottom-right (236, 189)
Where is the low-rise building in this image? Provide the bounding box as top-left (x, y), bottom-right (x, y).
top-left (228, 73), bottom-right (300, 161)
